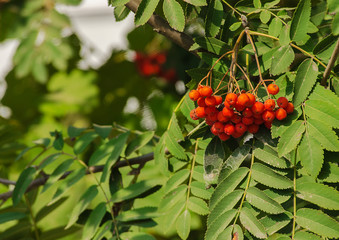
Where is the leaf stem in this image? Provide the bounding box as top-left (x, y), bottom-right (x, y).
top-left (221, 0), bottom-right (242, 16)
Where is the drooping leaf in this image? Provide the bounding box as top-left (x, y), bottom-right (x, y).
top-left (240, 206), bottom-right (267, 239)
top-left (251, 163), bottom-right (292, 189)
top-left (254, 144), bottom-right (290, 169)
top-left (290, 0), bottom-right (311, 42)
top-left (187, 197), bottom-right (209, 215)
top-left (270, 45), bottom-right (294, 76)
top-left (277, 120), bottom-right (305, 157)
top-left (246, 187), bottom-right (285, 214)
top-left (66, 185), bottom-right (98, 229)
top-left (296, 182), bottom-right (339, 210)
top-left (209, 167), bottom-right (249, 209)
top-left (296, 208), bottom-right (339, 238)
top-left (205, 0), bottom-right (224, 37)
top-left (82, 203), bottom-right (107, 240)
top-left (125, 131), bottom-right (154, 156)
top-left (293, 58), bottom-right (318, 106)
top-left (12, 167), bottom-right (36, 206)
top-left (176, 210), bottom-right (191, 240)
top-left (163, 0), bottom-right (185, 32)
top-left (134, 0), bottom-right (160, 26)
top-left (204, 137), bottom-right (225, 184)
top-left (205, 209), bottom-right (237, 240)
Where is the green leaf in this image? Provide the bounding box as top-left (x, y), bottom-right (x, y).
top-left (208, 189), bottom-right (243, 226)
top-left (279, 24), bottom-right (291, 46)
top-left (205, 209), bottom-right (237, 240)
top-left (229, 22), bottom-right (241, 32)
top-left (293, 59), bottom-right (318, 106)
top-left (183, 0), bottom-right (206, 6)
top-left (277, 120), bottom-right (305, 157)
top-left (190, 181), bottom-right (213, 200)
top-left (93, 124), bottom-right (112, 139)
top-left (163, 169), bottom-right (190, 195)
top-left (66, 185), bottom-right (98, 229)
top-left (74, 132), bottom-right (98, 155)
top-left (32, 56), bottom-right (48, 83)
top-left (159, 185), bottom-right (187, 211)
top-left (198, 52), bottom-right (229, 72)
top-left (111, 179), bottom-right (160, 203)
top-left (50, 130), bottom-right (64, 150)
top-left (209, 167), bottom-right (249, 209)
top-left (164, 132), bottom-right (186, 159)
top-left (313, 34), bottom-right (337, 56)
top-left (125, 131), bottom-right (154, 156)
top-left (246, 187), bottom-right (285, 214)
top-left (327, 0), bottom-right (339, 13)
top-left (186, 68), bottom-right (226, 90)
top-left (114, 5), bottom-right (130, 21)
top-left (254, 144), bottom-right (290, 169)
top-left (298, 131), bottom-right (324, 177)
top-left (162, 200), bottom-right (186, 232)
top-left (180, 93), bottom-right (196, 123)
top-left (194, 37), bottom-right (229, 55)
top-left (294, 231), bottom-right (322, 240)
top-left (38, 153), bottom-right (61, 170)
top-left (290, 0), bottom-right (311, 42)
top-left (240, 206), bottom-right (267, 239)
top-left (82, 202), bottom-right (107, 240)
top-left (42, 158), bottom-right (74, 193)
top-left (251, 163), bottom-right (293, 189)
top-left (68, 126), bottom-right (86, 138)
top-left (308, 83), bottom-right (339, 110)
top-left (12, 167), bottom-right (36, 206)
top-left (89, 136), bottom-right (122, 166)
top-left (36, 197), bottom-right (68, 222)
top-left (253, 0), bottom-right (261, 9)
top-left (0, 212), bottom-right (26, 224)
top-left (204, 137), bottom-right (225, 184)
top-left (154, 135), bottom-right (168, 175)
top-left (260, 214), bottom-right (291, 235)
top-left (318, 162), bottom-right (339, 183)
top-left (296, 208), bottom-right (339, 238)
top-left (260, 10), bottom-right (271, 24)
top-left (163, 0), bottom-right (185, 32)
top-left (264, 0), bottom-right (280, 8)
top-left (134, 0), bottom-right (160, 26)
top-left (268, 18), bottom-right (283, 37)
top-left (176, 210), bottom-right (191, 240)
top-left (110, 0), bottom-right (129, 7)
top-left (270, 45), bottom-right (294, 76)
top-left (296, 182), bottom-right (339, 210)
top-left (168, 113), bottom-right (184, 141)
top-left (188, 197), bottom-right (209, 215)
top-left (332, 12), bottom-right (339, 35)
top-left (271, 107), bottom-right (302, 139)
top-left (205, 0), bottom-right (224, 37)
top-left (263, 189), bottom-right (291, 204)
top-left (305, 99), bottom-right (339, 128)
top-left (116, 207), bottom-right (159, 221)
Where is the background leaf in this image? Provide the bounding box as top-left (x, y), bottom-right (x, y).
top-left (163, 0), bottom-right (185, 32)
top-left (205, 0), bottom-right (224, 37)
top-left (135, 0), bottom-right (160, 26)
top-left (12, 167), bottom-right (36, 206)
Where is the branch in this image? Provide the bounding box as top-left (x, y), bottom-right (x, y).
top-left (124, 0), bottom-right (198, 57)
top-left (0, 153), bottom-right (154, 202)
top-left (321, 38), bottom-right (339, 86)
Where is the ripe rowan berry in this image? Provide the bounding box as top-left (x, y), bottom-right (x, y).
top-left (247, 124), bottom-right (259, 134)
top-left (267, 83), bottom-right (279, 95)
top-left (217, 111), bottom-right (229, 122)
top-left (195, 107), bottom-right (206, 118)
top-left (277, 97), bottom-right (288, 109)
top-left (199, 86), bottom-right (213, 97)
top-left (222, 107), bottom-right (234, 118)
top-left (286, 102), bottom-right (294, 114)
top-left (197, 97), bottom-right (206, 107)
top-left (232, 131), bottom-right (244, 138)
top-left (264, 121), bottom-right (272, 129)
top-left (224, 123), bottom-right (235, 135)
top-left (237, 93), bottom-right (250, 106)
top-left (226, 93), bottom-right (238, 106)
top-left (242, 108), bottom-right (253, 118)
top-left (246, 93), bottom-right (256, 107)
top-left (254, 118), bottom-right (264, 125)
top-left (205, 106), bottom-right (217, 115)
top-left (224, 100), bottom-right (231, 109)
top-left (231, 114), bottom-right (242, 124)
top-left (262, 110), bottom-right (275, 122)
top-left (235, 102), bottom-right (246, 112)
top-left (205, 96), bottom-right (216, 106)
top-left (189, 90), bottom-right (200, 101)
top-left (235, 123), bottom-right (247, 134)
top-left (190, 109), bottom-right (199, 120)
top-left (275, 108), bottom-right (287, 120)
top-left (242, 117), bottom-right (254, 125)
top-left (206, 119), bottom-right (215, 126)
top-left (264, 99), bottom-right (276, 111)
top-left (212, 122), bottom-right (224, 133)
top-left (206, 111), bottom-right (218, 122)
top-left (211, 125), bottom-right (219, 135)
top-left (251, 101), bottom-right (265, 115)
top-left (214, 95), bottom-right (223, 105)
top-left (219, 133), bottom-right (230, 141)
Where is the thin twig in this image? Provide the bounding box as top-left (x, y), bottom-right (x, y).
top-left (321, 38), bottom-right (339, 86)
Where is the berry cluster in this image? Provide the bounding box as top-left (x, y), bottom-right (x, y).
top-left (189, 84), bottom-right (294, 141)
top-left (134, 52), bottom-right (177, 82)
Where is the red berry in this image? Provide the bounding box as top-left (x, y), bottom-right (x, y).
top-left (206, 111), bottom-right (218, 122)
top-left (205, 96), bottom-right (216, 106)
top-left (231, 114), bottom-right (242, 124)
top-left (222, 107), bottom-right (234, 118)
top-left (246, 93), bottom-right (256, 107)
top-left (235, 101), bottom-right (246, 112)
top-left (237, 93), bottom-right (250, 107)
top-left (206, 119), bottom-right (215, 126)
top-left (218, 133), bottom-right (231, 141)
top-left (267, 83), bottom-right (279, 95)
top-left (254, 118), bottom-right (264, 125)
top-left (242, 117), bottom-right (254, 125)
top-left (189, 90), bottom-right (200, 101)
top-left (248, 124), bottom-right (259, 134)
top-left (211, 125), bottom-right (219, 135)
top-left (195, 107), bottom-right (206, 118)
top-left (205, 106), bottom-right (217, 115)
top-left (242, 108), bottom-right (253, 118)
top-left (262, 110), bottom-right (275, 122)
top-left (197, 97), bottom-right (206, 107)
top-left (286, 102), bottom-right (294, 114)
top-left (235, 123), bottom-right (247, 134)
top-left (264, 121), bottom-right (272, 129)
top-left (224, 123), bottom-right (235, 135)
top-left (232, 131), bottom-right (244, 138)
top-left (190, 109), bottom-right (199, 120)
top-left (212, 122), bottom-right (224, 133)
top-left (217, 111), bottom-right (229, 122)
top-left (277, 97), bottom-right (288, 109)
top-left (199, 86), bottom-right (213, 97)
top-left (251, 101), bottom-right (265, 115)
top-left (264, 99), bottom-right (276, 111)
top-left (275, 108), bottom-right (287, 120)
top-left (226, 93), bottom-right (238, 106)
top-left (214, 95), bottom-right (223, 105)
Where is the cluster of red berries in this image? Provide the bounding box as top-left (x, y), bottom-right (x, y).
top-left (134, 52), bottom-right (177, 82)
top-left (189, 84), bottom-right (294, 141)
